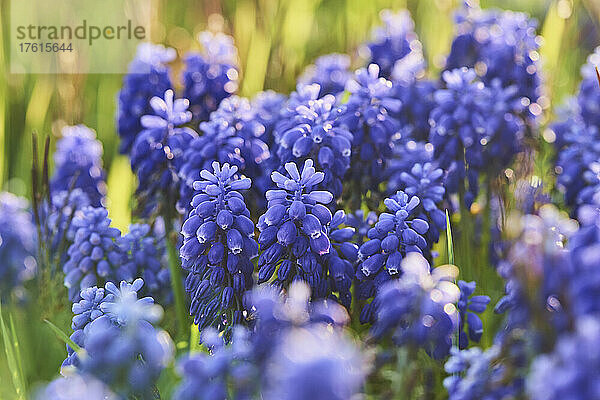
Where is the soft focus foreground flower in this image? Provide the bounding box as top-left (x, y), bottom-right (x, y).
top-left (130, 89), bottom-right (197, 217)
top-left (274, 84), bottom-right (353, 199)
top-left (63, 279), bottom-right (173, 399)
top-left (444, 345), bottom-right (521, 400)
top-left (117, 43), bottom-right (175, 154)
top-left (527, 316), bottom-right (600, 400)
top-left (370, 253), bottom-right (459, 358)
top-left (36, 374), bottom-right (118, 400)
top-left (265, 325), bottom-right (365, 400)
top-left (51, 125), bottom-right (106, 207)
top-left (174, 282), bottom-right (366, 400)
top-left (63, 207), bottom-right (124, 301)
top-left (298, 54), bottom-right (352, 97)
top-left (0, 193), bottom-right (37, 302)
top-left (180, 162), bottom-right (258, 340)
top-left (182, 31), bottom-right (239, 122)
top-left (567, 206), bottom-right (600, 317)
top-left (355, 191), bottom-right (430, 322)
top-left (494, 205), bottom-right (578, 335)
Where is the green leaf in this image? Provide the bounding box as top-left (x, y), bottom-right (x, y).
top-left (43, 319), bottom-right (83, 354)
top-left (0, 303), bottom-right (27, 399)
top-left (446, 209), bottom-right (454, 266)
top-left (166, 237), bottom-right (189, 344)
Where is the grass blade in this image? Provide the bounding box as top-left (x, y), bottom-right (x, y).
top-left (446, 209), bottom-right (454, 266)
top-left (0, 304), bottom-right (27, 399)
top-left (43, 319), bottom-right (82, 354)
top-left (166, 238), bottom-right (189, 343)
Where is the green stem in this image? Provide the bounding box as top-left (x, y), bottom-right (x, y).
top-left (166, 236), bottom-right (188, 344)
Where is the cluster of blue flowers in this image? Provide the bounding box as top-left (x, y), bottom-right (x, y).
top-left (446, 3), bottom-right (543, 119)
top-left (117, 43), bottom-right (175, 154)
top-left (551, 47), bottom-right (600, 213)
top-left (22, 4), bottom-right (600, 399)
top-left (299, 54), bottom-right (351, 97)
top-left (51, 125), bottom-right (106, 207)
top-left (0, 193), bottom-right (37, 302)
top-left (178, 96), bottom-right (271, 213)
top-left (273, 84), bottom-right (353, 199)
top-left (63, 205), bottom-right (169, 302)
top-left (355, 191), bottom-right (430, 322)
top-left (61, 279), bottom-right (174, 398)
top-left (341, 64), bottom-right (402, 202)
top-left (257, 160), bottom-right (358, 305)
top-left (180, 162), bottom-right (258, 340)
top-left (370, 253), bottom-right (460, 358)
top-left (130, 89), bottom-right (197, 217)
top-left (174, 282), bottom-right (365, 400)
top-left (182, 31), bottom-right (239, 122)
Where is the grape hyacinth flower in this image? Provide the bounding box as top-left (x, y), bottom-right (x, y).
top-left (298, 54), bottom-right (352, 97)
top-left (429, 68), bottom-right (490, 206)
top-left (175, 282), bottom-right (365, 400)
top-left (251, 90), bottom-right (287, 148)
top-left (387, 161), bottom-right (446, 246)
top-left (552, 110), bottom-right (600, 211)
top-left (0, 193), bottom-right (37, 303)
top-left (340, 64), bottom-right (402, 203)
top-left (251, 90), bottom-right (287, 195)
top-left (180, 162), bottom-right (258, 340)
top-left (77, 279), bottom-right (174, 399)
top-left (51, 125), bottom-right (106, 207)
top-left (118, 223), bottom-right (171, 304)
top-left (444, 345), bottom-right (519, 400)
top-left (446, 3), bottom-right (543, 120)
top-left (178, 96), bottom-right (270, 213)
top-left (566, 206), bottom-right (600, 317)
top-left (174, 327), bottom-right (256, 400)
top-left (355, 191), bottom-right (430, 322)
top-left (265, 324), bottom-right (365, 400)
top-left (390, 51), bottom-right (437, 142)
top-left (62, 286), bottom-right (108, 369)
top-left (63, 207), bottom-right (125, 301)
top-left (36, 374), bottom-right (118, 400)
top-left (457, 280), bottom-right (490, 349)
top-left (387, 140), bottom-right (435, 188)
top-left (577, 47), bottom-right (600, 130)
top-left (256, 160), bottom-right (337, 298)
top-left (527, 316), bottom-right (600, 400)
top-left (370, 253), bottom-right (459, 358)
top-left (117, 43), bottom-right (175, 154)
top-left (345, 209), bottom-right (378, 245)
top-left (494, 205), bottom-right (578, 335)
top-left (363, 9), bottom-right (421, 79)
top-left (130, 89), bottom-right (197, 217)
top-left (182, 31), bottom-right (239, 122)
top-left (274, 84), bottom-right (353, 199)
top-left (45, 189), bottom-right (91, 258)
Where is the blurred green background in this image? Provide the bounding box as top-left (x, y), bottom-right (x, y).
top-left (0, 0), bottom-right (598, 397)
